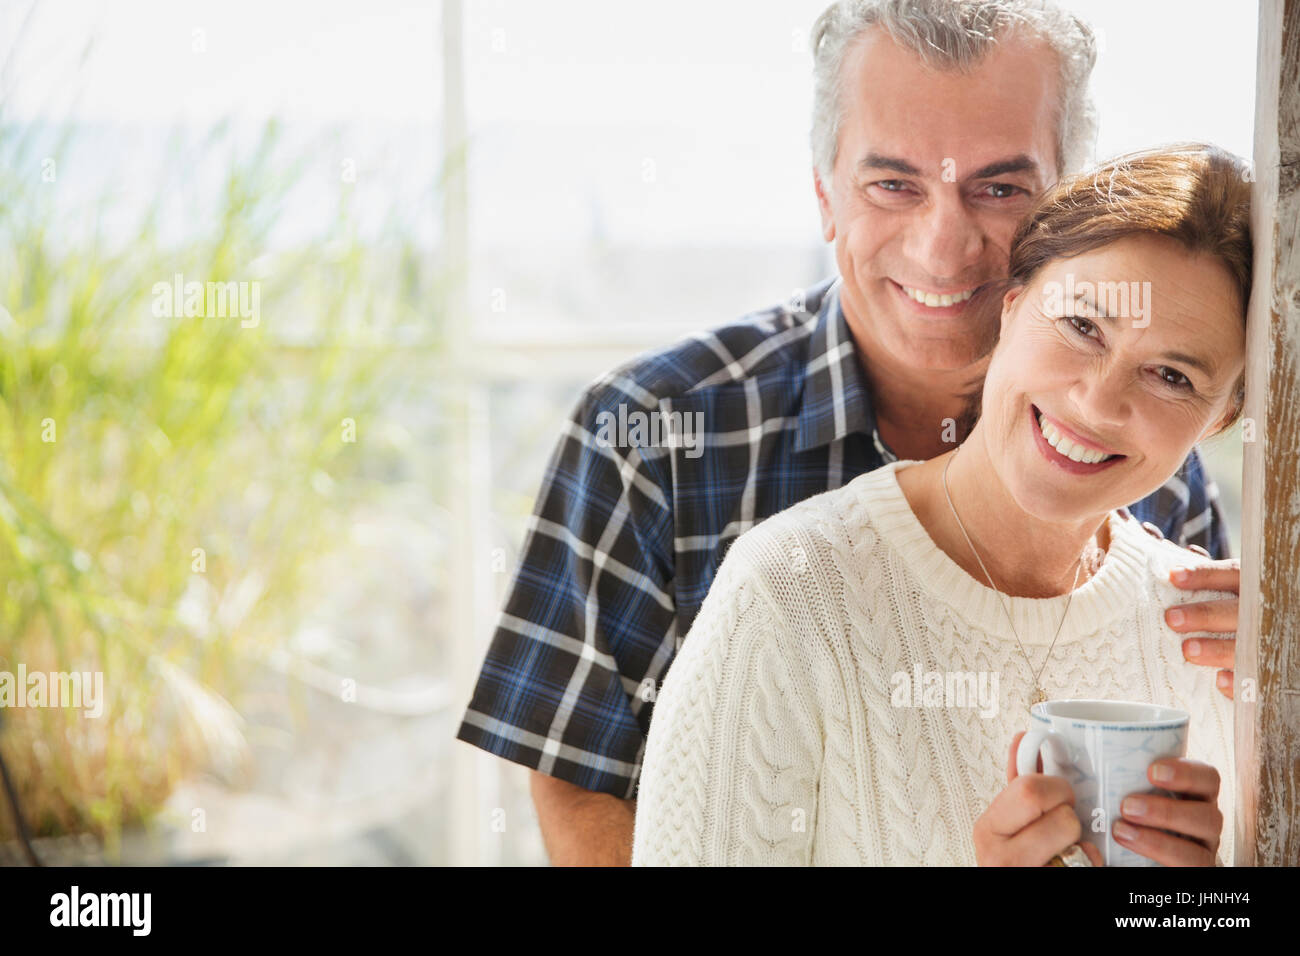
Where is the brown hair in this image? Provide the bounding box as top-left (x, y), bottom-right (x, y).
top-left (1002, 142), bottom-right (1253, 432)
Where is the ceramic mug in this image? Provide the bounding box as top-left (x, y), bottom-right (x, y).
top-left (1014, 699), bottom-right (1188, 867)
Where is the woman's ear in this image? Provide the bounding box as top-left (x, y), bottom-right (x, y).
top-left (1000, 284), bottom-right (1025, 336)
top-left (1199, 374), bottom-right (1247, 441)
top-left (1198, 399), bottom-right (1242, 442)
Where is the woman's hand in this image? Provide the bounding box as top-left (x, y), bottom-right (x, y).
top-left (974, 732), bottom-right (1104, 866)
top-left (1113, 757), bottom-right (1223, 866)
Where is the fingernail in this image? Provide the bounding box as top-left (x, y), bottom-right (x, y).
top-left (1186, 639), bottom-right (1202, 658)
top-left (1218, 672), bottom-right (1232, 688)
top-left (1167, 608), bottom-right (1185, 627)
top-left (1171, 568), bottom-right (1190, 584)
top-left (1123, 796), bottom-right (1147, 818)
top-left (1151, 763), bottom-right (1174, 783)
top-left (1113, 821), bottom-right (1138, 842)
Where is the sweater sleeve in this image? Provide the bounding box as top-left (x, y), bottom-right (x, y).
top-left (630, 539), bottom-right (824, 866)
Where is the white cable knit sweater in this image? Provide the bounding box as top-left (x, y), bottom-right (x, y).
top-left (631, 460), bottom-right (1236, 866)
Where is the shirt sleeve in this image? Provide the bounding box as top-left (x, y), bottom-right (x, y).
top-left (1184, 449), bottom-right (1233, 561)
top-left (631, 544), bottom-right (822, 866)
top-left (1128, 446), bottom-right (1233, 561)
top-left (455, 379), bottom-right (677, 799)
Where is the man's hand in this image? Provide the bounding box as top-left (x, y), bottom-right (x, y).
top-left (529, 770), bottom-right (636, 866)
top-left (1114, 757), bottom-right (1223, 865)
top-left (1164, 555), bottom-right (1239, 700)
top-left (1131, 519), bottom-right (1237, 698)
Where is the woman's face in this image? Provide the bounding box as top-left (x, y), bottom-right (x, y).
top-left (980, 233), bottom-right (1246, 524)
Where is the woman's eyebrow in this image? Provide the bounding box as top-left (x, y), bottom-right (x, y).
top-left (1075, 292), bottom-right (1219, 375)
top-left (1162, 350), bottom-right (1216, 376)
top-left (1073, 291), bottom-right (1116, 321)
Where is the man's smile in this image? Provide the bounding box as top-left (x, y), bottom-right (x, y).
top-left (888, 278), bottom-right (994, 317)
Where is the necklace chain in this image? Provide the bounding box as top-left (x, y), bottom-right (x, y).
top-left (941, 446), bottom-right (1087, 710)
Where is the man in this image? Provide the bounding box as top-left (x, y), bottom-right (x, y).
top-left (456, 0), bottom-right (1241, 865)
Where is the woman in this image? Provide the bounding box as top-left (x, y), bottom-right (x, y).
top-left (630, 144), bottom-right (1249, 866)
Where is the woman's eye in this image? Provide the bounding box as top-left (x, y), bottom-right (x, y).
top-left (1156, 367), bottom-right (1194, 391)
top-left (1066, 315), bottom-right (1098, 339)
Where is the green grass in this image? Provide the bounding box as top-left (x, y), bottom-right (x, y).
top-left (0, 115), bottom-right (443, 857)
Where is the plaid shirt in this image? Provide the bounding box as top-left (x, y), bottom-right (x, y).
top-left (456, 274), bottom-right (1231, 799)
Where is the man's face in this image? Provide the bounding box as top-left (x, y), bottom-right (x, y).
top-left (816, 27), bottom-right (1064, 372)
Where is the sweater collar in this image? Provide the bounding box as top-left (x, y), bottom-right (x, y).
top-left (850, 460), bottom-right (1150, 644)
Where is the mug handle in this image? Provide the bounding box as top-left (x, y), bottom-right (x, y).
top-left (1015, 727), bottom-right (1073, 777)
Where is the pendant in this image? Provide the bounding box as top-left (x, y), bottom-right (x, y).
top-left (1031, 687), bottom-right (1047, 707)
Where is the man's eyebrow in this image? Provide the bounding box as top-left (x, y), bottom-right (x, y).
top-left (968, 154), bottom-right (1040, 180)
top-left (855, 153), bottom-right (1041, 181)
top-left (856, 153), bottom-right (923, 176)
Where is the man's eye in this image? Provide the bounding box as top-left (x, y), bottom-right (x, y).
top-left (984, 183), bottom-right (1023, 199)
top-left (874, 180), bottom-right (907, 192)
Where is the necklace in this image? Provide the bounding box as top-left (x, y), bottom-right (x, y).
top-left (941, 446), bottom-right (1092, 711)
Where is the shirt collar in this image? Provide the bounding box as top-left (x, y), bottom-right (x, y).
top-left (793, 276), bottom-right (896, 460)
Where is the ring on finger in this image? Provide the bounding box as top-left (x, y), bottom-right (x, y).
top-left (1047, 843), bottom-right (1094, 867)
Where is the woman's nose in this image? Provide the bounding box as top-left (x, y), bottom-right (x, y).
top-left (1067, 372), bottom-right (1131, 432)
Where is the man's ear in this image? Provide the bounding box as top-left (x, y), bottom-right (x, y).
top-left (814, 167), bottom-right (835, 242)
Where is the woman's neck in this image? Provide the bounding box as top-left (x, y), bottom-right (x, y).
top-left (896, 423), bottom-right (1111, 599)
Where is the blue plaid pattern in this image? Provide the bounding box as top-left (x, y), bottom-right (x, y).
top-left (456, 275), bottom-right (1231, 799)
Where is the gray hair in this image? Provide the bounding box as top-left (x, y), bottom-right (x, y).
top-left (810, 0), bottom-right (1099, 191)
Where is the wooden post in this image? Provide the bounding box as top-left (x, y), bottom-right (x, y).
top-left (1236, 0), bottom-right (1300, 866)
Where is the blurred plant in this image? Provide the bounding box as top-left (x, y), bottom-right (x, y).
top-left (0, 103), bottom-right (441, 857)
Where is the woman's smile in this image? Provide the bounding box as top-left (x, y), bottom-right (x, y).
top-left (1028, 403), bottom-right (1128, 475)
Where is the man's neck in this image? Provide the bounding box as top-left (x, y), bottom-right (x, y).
top-left (835, 281), bottom-right (991, 461)
top-left (858, 343), bottom-right (989, 462)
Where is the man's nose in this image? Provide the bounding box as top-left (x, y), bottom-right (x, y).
top-left (901, 192), bottom-right (985, 281)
